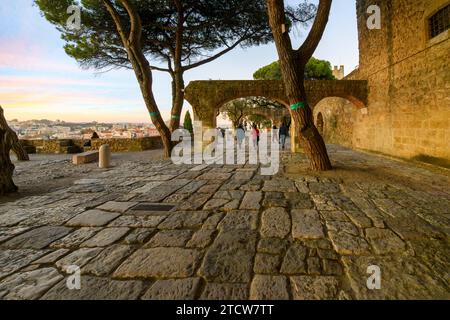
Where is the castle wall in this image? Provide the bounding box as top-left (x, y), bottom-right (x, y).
top-left (314, 98), bottom-right (358, 148)
top-left (320, 0), bottom-right (450, 162)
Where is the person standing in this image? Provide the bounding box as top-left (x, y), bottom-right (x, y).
top-left (279, 123), bottom-right (288, 150)
top-left (256, 126), bottom-right (260, 146)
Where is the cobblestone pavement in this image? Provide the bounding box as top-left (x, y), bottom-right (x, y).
top-left (0, 145), bottom-right (449, 300)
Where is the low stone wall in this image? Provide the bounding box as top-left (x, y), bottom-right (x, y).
top-left (19, 137), bottom-right (163, 154)
top-left (19, 139), bottom-right (82, 154)
top-left (89, 137), bottom-right (163, 152)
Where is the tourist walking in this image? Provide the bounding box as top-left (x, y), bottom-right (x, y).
top-left (251, 124), bottom-right (259, 148)
top-left (279, 123), bottom-right (288, 150)
top-left (272, 124), bottom-right (278, 142)
top-left (236, 124), bottom-right (245, 149)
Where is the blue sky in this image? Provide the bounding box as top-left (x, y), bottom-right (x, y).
top-left (0, 0), bottom-right (359, 123)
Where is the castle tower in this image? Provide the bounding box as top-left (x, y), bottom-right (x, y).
top-left (332, 65), bottom-right (345, 80)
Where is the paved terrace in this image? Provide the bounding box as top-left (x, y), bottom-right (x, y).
top-left (0, 145), bottom-right (449, 299)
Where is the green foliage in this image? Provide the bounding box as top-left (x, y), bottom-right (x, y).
top-left (34, 0), bottom-right (278, 70)
top-left (34, 0), bottom-right (317, 131)
top-left (221, 99), bottom-right (251, 128)
top-left (247, 114), bottom-right (271, 129)
top-left (253, 58), bottom-right (336, 81)
top-left (305, 57), bottom-right (336, 80)
top-left (253, 61), bottom-right (282, 81)
top-left (183, 111), bottom-right (193, 134)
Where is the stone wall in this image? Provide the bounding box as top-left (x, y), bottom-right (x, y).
top-left (332, 66), bottom-right (345, 80)
top-left (20, 137), bottom-right (163, 154)
top-left (20, 139), bottom-right (83, 154)
top-left (89, 137), bottom-right (163, 152)
top-left (318, 0), bottom-right (449, 163)
top-left (313, 98), bottom-right (358, 148)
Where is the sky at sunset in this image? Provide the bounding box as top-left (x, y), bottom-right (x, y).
top-left (0, 0), bottom-right (359, 123)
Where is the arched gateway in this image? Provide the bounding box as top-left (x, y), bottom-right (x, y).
top-left (184, 79), bottom-right (368, 152)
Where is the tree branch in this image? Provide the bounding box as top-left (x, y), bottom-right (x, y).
top-left (182, 35), bottom-right (247, 71)
top-left (119, 0), bottom-right (142, 46)
top-left (296, 0), bottom-right (332, 65)
top-left (149, 65), bottom-right (170, 72)
top-left (101, 0), bottom-right (128, 45)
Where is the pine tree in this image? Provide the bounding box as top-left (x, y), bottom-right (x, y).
top-left (183, 111), bottom-right (193, 134)
top-left (267, 0), bottom-right (333, 171)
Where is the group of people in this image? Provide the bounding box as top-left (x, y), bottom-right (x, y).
top-left (234, 122), bottom-right (289, 150)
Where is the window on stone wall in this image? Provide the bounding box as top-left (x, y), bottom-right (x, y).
top-left (428, 4), bottom-right (450, 38)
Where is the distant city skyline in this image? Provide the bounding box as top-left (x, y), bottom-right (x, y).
top-left (0, 0), bottom-right (359, 123)
top-left (9, 118), bottom-right (161, 140)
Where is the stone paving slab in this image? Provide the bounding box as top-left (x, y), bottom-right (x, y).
top-left (0, 249), bottom-right (48, 279)
top-left (198, 230), bottom-right (257, 283)
top-left (2, 226), bottom-right (72, 250)
top-left (114, 247), bottom-right (202, 279)
top-left (0, 145), bottom-right (449, 299)
top-left (141, 278), bottom-right (201, 300)
top-left (0, 267), bottom-right (63, 300)
top-left (41, 276), bottom-right (145, 300)
top-left (96, 201), bottom-right (138, 213)
top-left (66, 210), bottom-right (120, 227)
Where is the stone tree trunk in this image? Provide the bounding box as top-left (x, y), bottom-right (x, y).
top-left (0, 106), bottom-right (18, 194)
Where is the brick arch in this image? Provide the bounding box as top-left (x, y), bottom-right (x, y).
top-left (184, 80), bottom-right (367, 128)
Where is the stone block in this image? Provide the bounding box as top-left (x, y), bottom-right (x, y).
top-left (72, 150), bottom-right (99, 165)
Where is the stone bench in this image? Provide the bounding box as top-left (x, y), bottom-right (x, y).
top-left (72, 150), bottom-right (99, 165)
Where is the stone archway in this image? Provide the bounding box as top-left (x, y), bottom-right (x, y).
top-left (246, 106), bottom-right (290, 127)
top-left (217, 96), bottom-right (290, 129)
top-left (313, 96), bottom-right (361, 149)
top-left (184, 79), bottom-right (367, 152)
